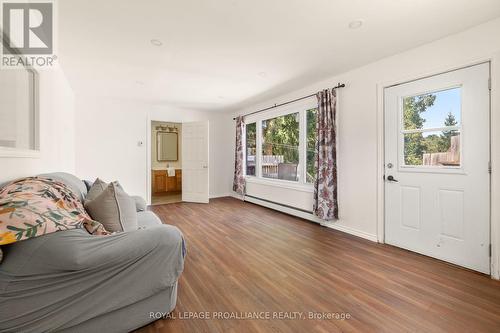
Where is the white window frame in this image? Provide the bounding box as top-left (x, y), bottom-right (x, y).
top-left (243, 97), bottom-right (317, 190)
top-left (0, 66), bottom-right (40, 158)
top-left (398, 85), bottom-right (463, 172)
top-left (243, 122), bottom-right (257, 177)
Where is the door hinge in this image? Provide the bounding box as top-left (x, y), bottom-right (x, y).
top-left (488, 77), bottom-right (492, 91)
top-left (488, 161), bottom-right (492, 174)
top-left (489, 244), bottom-right (492, 257)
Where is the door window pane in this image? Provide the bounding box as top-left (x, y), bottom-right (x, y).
top-left (402, 87), bottom-right (461, 167)
top-left (306, 108), bottom-right (317, 183)
top-left (261, 113), bottom-right (299, 181)
top-left (245, 123), bottom-right (256, 176)
top-left (403, 87), bottom-right (461, 130)
top-left (404, 130), bottom-right (461, 166)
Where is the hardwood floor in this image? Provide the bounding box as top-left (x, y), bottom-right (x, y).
top-left (151, 193), bottom-right (182, 205)
top-left (135, 197), bottom-right (500, 333)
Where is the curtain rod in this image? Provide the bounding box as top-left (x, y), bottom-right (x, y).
top-left (233, 83), bottom-right (345, 120)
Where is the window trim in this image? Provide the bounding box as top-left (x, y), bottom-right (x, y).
top-left (246, 175), bottom-right (314, 193)
top-left (244, 122), bottom-right (257, 177)
top-left (0, 67), bottom-right (40, 158)
top-left (401, 125), bottom-right (460, 135)
top-left (304, 108), bottom-right (318, 184)
top-left (243, 97), bottom-right (316, 187)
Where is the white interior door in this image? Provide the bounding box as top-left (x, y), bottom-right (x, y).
top-left (182, 121), bottom-right (209, 203)
top-left (384, 63), bottom-right (490, 273)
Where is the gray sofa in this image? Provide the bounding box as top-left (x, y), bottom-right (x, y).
top-left (0, 173), bottom-right (185, 333)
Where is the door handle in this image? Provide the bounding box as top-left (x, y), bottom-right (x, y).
top-left (386, 175), bottom-right (398, 182)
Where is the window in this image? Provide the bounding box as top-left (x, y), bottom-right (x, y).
top-left (243, 99), bottom-right (318, 186)
top-left (306, 108), bottom-right (318, 183)
top-left (0, 67), bottom-right (38, 154)
top-left (261, 113), bottom-right (299, 181)
top-left (246, 123), bottom-right (256, 176)
top-left (402, 87), bottom-right (461, 167)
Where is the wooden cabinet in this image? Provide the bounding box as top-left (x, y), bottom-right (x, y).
top-left (166, 174), bottom-right (177, 192)
top-left (153, 170), bottom-right (167, 194)
top-left (164, 169), bottom-right (182, 192)
top-left (152, 169), bottom-right (182, 194)
top-left (176, 170), bottom-right (182, 191)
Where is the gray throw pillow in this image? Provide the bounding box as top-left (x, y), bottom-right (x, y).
top-left (84, 182), bottom-right (138, 232)
top-left (86, 178), bottom-right (124, 202)
top-left (85, 178), bottom-right (108, 202)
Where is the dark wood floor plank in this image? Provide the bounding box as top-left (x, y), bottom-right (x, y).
top-left (135, 197), bottom-right (500, 333)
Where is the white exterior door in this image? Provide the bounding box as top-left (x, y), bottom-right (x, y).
top-left (182, 121), bottom-right (209, 203)
top-left (384, 63), bottom-right (490, 274)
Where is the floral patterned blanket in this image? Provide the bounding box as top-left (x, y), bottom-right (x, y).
top-left (0, 177), bottom-right (107, 245)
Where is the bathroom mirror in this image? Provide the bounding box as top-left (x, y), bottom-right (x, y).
top-left (157, 132), bottom-right (178, 161)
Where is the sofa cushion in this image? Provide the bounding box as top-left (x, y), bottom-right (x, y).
top-left (132, 196), bottom-right (147, 212)
top-left (83, 179), bottom-right (94, 192)
top-left (84, 183), bottom-right (138, 232)
top-left (137, 211), bottom-right (162, 228)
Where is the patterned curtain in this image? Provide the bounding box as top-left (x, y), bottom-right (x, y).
top-left (232, 116), bottom-right (246, 195)
top-left (313, 89), bottom-right (338, 220)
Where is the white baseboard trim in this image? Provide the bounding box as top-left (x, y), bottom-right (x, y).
top-left (209, 193), bottom-right (230, 199)
top-left (229, 192), bottom-right (244, 200)
top-left (320, 221), bottom-right (379, 242)
top-left (243, 195), bottom-right (378, 243)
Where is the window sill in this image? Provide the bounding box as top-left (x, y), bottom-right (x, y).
top-left (0, 147), bottom-right (41, 158)
top-left (245, 176), bottom-right (314, 193)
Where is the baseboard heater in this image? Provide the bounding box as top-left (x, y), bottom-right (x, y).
top-left (244, 194), bottom-right (314, 214)
top-left (243, 195), bottom-right (379, 243)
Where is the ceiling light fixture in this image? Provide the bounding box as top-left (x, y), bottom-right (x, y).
top-left (150, 39), bottom-right (163, 46)
top-left (348, 20), bottom-right (363, 29)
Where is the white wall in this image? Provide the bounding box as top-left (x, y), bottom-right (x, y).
top-left (228, 18), bottom-right (500, 248)
top-left (0, 66), bottom-right (76, 183)
top-left (75, 98), bottom-right (233, 201)
top-left (75, 97), bottom-right (148, 197)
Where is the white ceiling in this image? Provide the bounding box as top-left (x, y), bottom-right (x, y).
top-left (58, 0), bottom-right (500, 111)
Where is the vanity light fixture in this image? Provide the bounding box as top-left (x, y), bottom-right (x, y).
top-left (156, 124), bottom-right (178, 133)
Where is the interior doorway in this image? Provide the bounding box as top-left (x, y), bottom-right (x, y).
top-left (151, 121), bottom-right (183, 205)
